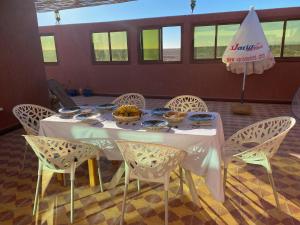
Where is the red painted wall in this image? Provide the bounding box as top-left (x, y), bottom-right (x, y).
top-left (0, 0), bottom-right (49, 131)
top-left (40, 7), bottom-right (300, 102)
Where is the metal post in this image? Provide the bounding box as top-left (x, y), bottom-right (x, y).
top-left (241, 62), bottom-right (247, 104)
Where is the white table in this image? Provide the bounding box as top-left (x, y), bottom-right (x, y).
top-left (39, 111), bottom-right (225, 202)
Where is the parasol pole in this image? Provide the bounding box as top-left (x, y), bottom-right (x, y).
top-left (240, 62), bottom-right (247, 104)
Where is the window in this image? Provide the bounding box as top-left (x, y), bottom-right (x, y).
top-left (142, 29), bottom-right (160, 61)
top-left (284, 20), bottom-right (300, 57)
top-left (162, 26), bottom-right (181, 61)
top-left (194, 26), bottom-right (215, 59)
top-left (140, 26), bottom-right (181, 62)
top-left (216, 24), bottom-right (240, 58)
top-left (261, 22), bottom-right (284, 57)
top-left (92, 31), bottom-right (128, 62)
top-left (40, 35), bottom-right (58, 63)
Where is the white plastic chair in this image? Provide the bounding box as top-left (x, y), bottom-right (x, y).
top-left (13, 104), bottom-right (56, 135)
top-left (112, 93), bottom-right (146, 109)
top-left (223, 116), bottom-right (296, 208)
top-left (165, 95), bottom-right (208, 112)
top-left (116, 141), bottom-right (186, 225)
top-left (23, 135), bottom-right (104, 223)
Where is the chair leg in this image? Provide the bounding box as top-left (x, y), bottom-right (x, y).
top-left (164, 190), bottom-right (168, 225)
top-left (223, 165), bottom-right (228, 191)
top-left (177, 167), bottom-right (184, 195)
top-left (120, 183), bottom-right (128, 225)
top-left (33, 161), bottom-right (42, 215)
top-left (70, 167), bottom-right (76, 223)
top-left (96, 158), bottom-right (104, 192)
top-left (265, 161), bottom-right (280, 209)
top-left (137, 179), bottom-right (140, 192)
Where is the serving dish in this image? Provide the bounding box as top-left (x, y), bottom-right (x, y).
top-left (163, 111), bottom-right (186, 124)
top-left (113, 105), bottom-right (142, 122)
top-left (141, 119), bottom-right (168, 130)
top-left (151, 108), bottom-right (172, 116)
top-left (95, 103), bottom-right (117, 111)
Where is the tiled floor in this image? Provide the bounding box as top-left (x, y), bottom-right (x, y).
top-left (1, 97), bottom-right (300, 225)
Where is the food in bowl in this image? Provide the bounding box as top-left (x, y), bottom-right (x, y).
top-left (113, 105), bottom-right (142, 122)
top-left (163, 111), bottom-right (187, 123)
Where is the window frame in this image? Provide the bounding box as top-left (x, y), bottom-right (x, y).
top-left (90, 30), bottom-right (130, 65)
top-left (40, 33), bottom-right (59, 65)
top-left (191, 19), bottom-right (300, 63)
top-left (138, 24), bottom-right (183, 64)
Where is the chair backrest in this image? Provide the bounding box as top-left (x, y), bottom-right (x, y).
top-left (165, 95), bottom-right (208, 112)
top-left (13, 104), bottom-right (56, 135)
top-left (112, 93), bottom-right (146, 109)
top-left (48, 79), bottom-right (77, 108)
top-left (116, 141), bottom-right (186, 180)
top-left (23, 135), bottom-right (98, 171)
top-left (228, 116), bottom-right (296, 159)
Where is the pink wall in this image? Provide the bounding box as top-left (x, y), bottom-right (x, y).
top-left (40, 7), bottom-right (300, 103)
top-left (0, 0), bottom-right (49, 131)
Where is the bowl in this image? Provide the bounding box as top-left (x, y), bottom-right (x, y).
top-left (151, 108), bottom-right (172, 116)
top-left (58, 107), bottom-right (81, 118)
top-left (112, 105), bottom-right (142, 123)
top-left (163, 111), bottom-right (186, 124)
top-left (95, 103), bottom-right (117, 111)
top-left (141, 119), bottom-right (168, 130)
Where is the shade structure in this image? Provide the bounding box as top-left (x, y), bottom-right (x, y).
top-left (35, 0), bottom-right (136, 12)
top-left (222, 7), bottom-right (275, 103)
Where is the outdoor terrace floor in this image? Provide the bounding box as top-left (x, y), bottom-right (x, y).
top-left (0, 97), bottom-right (300, 225)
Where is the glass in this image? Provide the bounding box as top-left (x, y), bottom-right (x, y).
top-left (216, 24), bottom-right (240, 58)
top-left (284, 20), bottom-right (300, 57)
top-left (92, 32), bottom-right (110, 61)
top-left (40, 36), bottom-right (58, 63)
top-left (142, 29), bottom-right (160, 60)
top-left (194, 26), bottom-right (216, 59)
top-left (110, 31), bottom-right (128, 61)
top-left (261, 21), bottom-right (284, 57)
top-left (162, 26), bottom-right (181, 61)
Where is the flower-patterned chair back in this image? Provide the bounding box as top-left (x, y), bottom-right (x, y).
top-left (13, 104), bottom-right (56, 135)
top-left (112, 93), bottom-right (146, 109)
top-left (227, 117), bottom-right (295, 161)
top-left (165, 95), bottom-right (208, 112)
top-left (23, 135), bottom-right (98, 172)
top-left (116, 141), bottom-right (186, 182)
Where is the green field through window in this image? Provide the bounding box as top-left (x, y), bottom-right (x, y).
top-left (217, 24), bottom-right (240, 58)
top-left (284, 20), bottom-right (300, 57)
top-left (194, 26), bottom-right (215, 59)
top-left (110, 31), bottom-right (128, 61)
top-left (92, 31), bottom-right (128, 62)
top-left (93, 32), bottom-right (110, 61)
top-left (142, 29), bottom-right (160, 61)
top-left (40, 36), bottom-right (58, 63)
top-left (262, 21), bottom-right (284, 57)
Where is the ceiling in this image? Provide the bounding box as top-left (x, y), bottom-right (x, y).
top-left (35, 0), bottom-right (135, 13)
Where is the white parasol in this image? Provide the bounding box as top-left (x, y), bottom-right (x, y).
top-left (222, 7), bottom-right (275, 103)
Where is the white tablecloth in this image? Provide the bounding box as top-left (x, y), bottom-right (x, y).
top-left (39, 111), bottom-right (225, 202)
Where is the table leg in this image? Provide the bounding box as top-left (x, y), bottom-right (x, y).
top-left (184, 169), bottom-right (201, 207)
top-left (88, 159), bottom-right (98, 187)
top-left (106, 162), bottom-right (125, 189)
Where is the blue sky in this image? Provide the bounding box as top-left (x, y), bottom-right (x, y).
top-left (37, 0), bottom-right (300, 26)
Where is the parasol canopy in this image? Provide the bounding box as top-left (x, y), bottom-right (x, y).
top-left (35, 0), bottom-right (136, 13)
top-left (222, 7), bottom-right (275, 75)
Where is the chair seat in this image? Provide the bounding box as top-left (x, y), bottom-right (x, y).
top-left (223, 141), bottom-right (260, 164)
